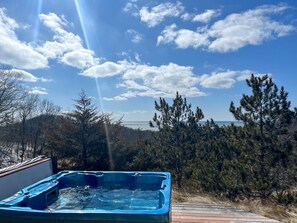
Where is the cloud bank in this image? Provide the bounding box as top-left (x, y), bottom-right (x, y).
top-left (82, 59), bottom-right (265, 101)
top-left (0, 8), bottom-right (48, 69)
top-left (157, 4), bottom-right (294, 52)
top-left (37, 13), bottom-right (98, 69)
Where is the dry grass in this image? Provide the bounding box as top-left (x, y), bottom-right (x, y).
top-left (172, 190), bottom-right (297, 223)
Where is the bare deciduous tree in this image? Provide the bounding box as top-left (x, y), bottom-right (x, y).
top-left (18, 94), bottom-right (39, 162)
top-left (0, 69), bottom-right (23, 126)
top-left (29, 99), bottom-right (61, 157)
top-left (0, 68), bottom-right (24, 167)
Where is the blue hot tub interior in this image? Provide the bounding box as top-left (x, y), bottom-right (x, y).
top-left (0, 171), bottom-right (171, 223)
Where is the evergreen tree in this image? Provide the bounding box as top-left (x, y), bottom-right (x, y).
top-left (229, 74), bottom-right (295, 197)
top-left (150, 92), bottom-right (204, 189)
top-left (68, 90), bottom-right (99, 169)
top-left (193, 120), bottom-right (223, 192)
top-left (45, 91), bottom-right (121, 171)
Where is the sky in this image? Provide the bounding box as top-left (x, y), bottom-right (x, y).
top-left (0, 0), bottom-right (297, 121)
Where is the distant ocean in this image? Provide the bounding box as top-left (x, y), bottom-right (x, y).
top-left (122, 121), bottom-right (243, 131)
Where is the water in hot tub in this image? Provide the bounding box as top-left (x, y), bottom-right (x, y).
top-left (46, 186), bottom-right (161, 211)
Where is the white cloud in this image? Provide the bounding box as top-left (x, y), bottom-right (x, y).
top-left (198, 70), bottom-right (267, 89)
top-left (157, 24), bottom-right (209, 49)
top-left (208, 4), bottom-right (294, 52)
top-left (0, 8), bottom-right (48, 69)
top-left (236, 72), bottom-right (271, 81)
top-left (0, 11), bottom-right (96, 70)
top-left (103, 96), bottom-right (128, 101)
top-left (139, 1), bottom-right (184, 27)
top-left (123, 0), bottom-right (139, 16)
top-left (181, 9), bottom-right (220, 23)
top-left (10, 69), bottom-right (39, 82)
top-left (193, 9), bottom-right (221, 23)
top-left (199, 70), bottom-right (238, 88)
top-left (61, 49), bottom-right (97, 69)
top-left (157, 4), bottom-right (295, 52)
top-left (39, 13), bottom-right (67, 32)
top-left (82, 58), bottom-right (268, 99)
top-left (28, 87), bottom-right (48, 95)
top-left (104, 62), bottom-right (205, 101)
top-left (119, 80), bottom-right (150, 91)
top-left (39, 77), bottom-right (52, 82)
top-left (5, 69), bottom-right (50, 82)
top-left (181, 12), bottom-right (192, 21)
top-left (37, 13), bottom-right (98, 69)
top-left (134, 52), bottom-right (141, 63)
top-left (127, 29), bottom-right (143, 43)
top-left (81, 61), bottom-right (130, 78)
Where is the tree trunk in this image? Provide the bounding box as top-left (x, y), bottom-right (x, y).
top-left (20, 118), bottom-right (26, 162)
top-left (177, 172), bottom-right (182, 189)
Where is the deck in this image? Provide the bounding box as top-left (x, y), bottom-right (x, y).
top-left (172, 203), bottom-right (280, 223)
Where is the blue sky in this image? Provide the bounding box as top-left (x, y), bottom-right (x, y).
top-left (0, 0), bottom-right (297, 121)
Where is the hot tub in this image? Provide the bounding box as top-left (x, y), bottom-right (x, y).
top-left (0, 171), bottom-right (171, 223)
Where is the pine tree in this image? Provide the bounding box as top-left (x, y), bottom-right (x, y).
top-left (150, 92), bottom-right (204, 189)
top-left (229, 74), bottom-right (295, 197)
